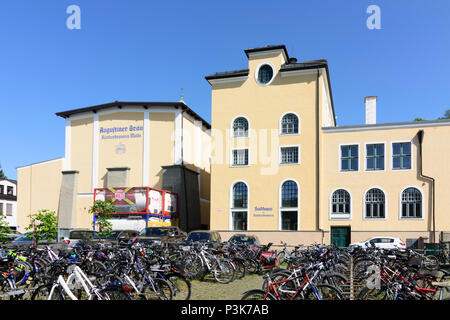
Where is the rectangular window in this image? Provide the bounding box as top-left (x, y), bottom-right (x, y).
top-left (7, 186), bottom-right (13, 195)
top-left (366, 144), bottom-right (384, 170)
top-left (232, 149), bottom-right (248, 166)
top-left (0, 185), bottom-right (3, 194)
top-left (392, 142), bottom-right (411, 170)
top-left (280, 146), bottom-right (299, 164)
top-left (6, 204), bottom-right (12, 216)
top-left (281, 211), bottom-right (298, 230)
top-left (232, 211), bottom-right (247, 231)
top-left (341, 145), bottom-right (358, 171)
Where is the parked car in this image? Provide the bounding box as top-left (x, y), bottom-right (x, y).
top-left (227, 234), bottom-right (260, 247)
top-left (349, 237), bottom-right (406, 250)
top-left (62, 229), bottom-right (99, 248)
top-left (135, 226), bottom-right (186, 245)
top-left (0, 231), bottom-right (22, 243)
top-left (100, 230), bottom-right (139, 243)
top-left (182, 230), bottom-right (222, 247)
top-left (9, 231), bottom-right (57, 246)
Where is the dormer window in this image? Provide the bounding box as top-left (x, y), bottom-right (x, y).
top-left (256, 63), bottom-right (274, 86)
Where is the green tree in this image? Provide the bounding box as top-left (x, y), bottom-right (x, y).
top-left (89, 199), bottom-right (116, 238)
top-left (0, 163), bottom-right (6, 180)
top-left (414, 117), bottom-right (425, 121)
top-left (0, 213), bottom-right (13, 242)
top-left (25, 209), bottom-right (58, 244)
top-left (438, 109), bottom-right (450, 120)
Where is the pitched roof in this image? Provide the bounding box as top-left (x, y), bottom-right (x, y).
top-left (56, 101), bottom-right (211, 129)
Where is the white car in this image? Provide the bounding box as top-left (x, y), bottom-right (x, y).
top-left (349, 237), bottom-right (406, 250)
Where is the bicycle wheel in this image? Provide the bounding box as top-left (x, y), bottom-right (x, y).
top-left (423, 255), bottom-right (439, 271)
top-left (232, 258), bottom-right (247, 280)
top-left (95, 285), bottom-right (132, 300)
top-left (303, 284), bottom-right (343, 300)
top-left (31, 284), bottom-right (67, 300)
top-left (141, 278), bottom-right (173, 300)
top-left (166, 273), bottom-right (191, 300)
top-left (212, 259), bottom-right (235, 284)
top-left (241, 289), bottom-right (277, 300)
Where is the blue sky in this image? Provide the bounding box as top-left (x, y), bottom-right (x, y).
top-left (1, 0), bottom-right (449, 180)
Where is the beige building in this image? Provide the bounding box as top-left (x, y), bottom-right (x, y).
top-left (205, 45), bottom-right (450, 246)
top-left (17, 101), bottom-right (211, 236)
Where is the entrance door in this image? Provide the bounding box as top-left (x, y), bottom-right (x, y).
top-left (331, 227), bottom-right (351, 248)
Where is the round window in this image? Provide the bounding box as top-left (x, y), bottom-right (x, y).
top-left (257, 64), bottom-right (274, 85)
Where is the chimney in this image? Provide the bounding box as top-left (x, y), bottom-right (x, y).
top-left (365, 96), bottom-right (377, 125)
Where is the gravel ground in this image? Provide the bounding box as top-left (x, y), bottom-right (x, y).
top-left (190, 273), bottom-right (264, 300)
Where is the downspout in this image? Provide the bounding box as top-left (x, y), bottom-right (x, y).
top-left (417, 130), bottom-right (436, 243)
top-left (315, 70), bottom-right (320, 232)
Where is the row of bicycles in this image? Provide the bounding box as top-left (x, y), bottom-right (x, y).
top-left (1, 239), bottom-right (449, 300)
top-left (0, 238), bottom-right (287, 300)
top-left (241, 242), bottom-right (450, 300)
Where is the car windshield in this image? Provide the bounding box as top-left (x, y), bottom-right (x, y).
top-left (14, 232), bottom-right (33, 241)
top-left (186, 232), bottom-right (211, 241)
top-left (99, 231), bottom-right (121, 239)
top-left (139, 228), bottom-right (170, 236)
top-left (229, 235), bottom-right (256, 244)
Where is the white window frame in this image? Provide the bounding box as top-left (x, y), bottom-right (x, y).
top-left (391, 140), bottom-right (413, 171)
top-left (279, 111), bottom-right (301, 136)
top-left (363, 186), bottom-right (388, 220)
top-left (230, 147), bottom-right (250, 167)
top-left (229, 181), bottom-right (250, 230)
top-left (339, 143), bottom-right (360, 172)
top-left (230, 115), bottom-right (250, 139)
top-left (254, 62), bottom-right (276, 87)
top-left (329, 188), bottom-right (352, 220)
top-left (278, 178), bottom-right (300, 231)
top-left (279, 145), bottom-right (300, 165)
top-left (399, 186), bottom-right (424, 220)
top-left (364, 142), bottom-right (386, 172)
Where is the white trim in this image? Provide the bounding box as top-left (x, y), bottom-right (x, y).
top-left (208, 76), bottom-right (248, 85)
top-left (363, 142), bottom-right (386, 172)
top-left (247, 49), bottom-right (288, 63)
top-left (399, 186), bottom-right (425, 220)
top-left (338, 143), bottom-right (360, 172)
top-left (77, 193), bottom-right (94, 198)
top-left (254, 62), bottom-right (276, 87)
top-left (278, 178), bottom-right (300, 231)
top-left (64, 118), bottom-right (71, 170)
top-left (390, 140), bottom-right (413, 171)
top-left (92, 113), bottom-right (99, 191)
top-left (174, 109), bottom-right (183, 165)
top-left (279, 145), bottom-right (300, 165)
top-left (229, 180), bottom-right (250, 231)
top-left (279, 111), bottom-right (301, 136)
top-left (362, 187), bottom-right (388, 220)
top-left (280, 69), bottom-right (319, 77)
top-left (230, 115), bottom-right (250, 139)
top-left (230, 147), bottom-right (250, 167)
top-left (322, 120), bottom-right (450, 133)
top-left (142, 110), bottom-right (150, 186)
top-left (329, 188), bottom-right (352, 221)
top-left (64, 105), bottom-right (178, 122)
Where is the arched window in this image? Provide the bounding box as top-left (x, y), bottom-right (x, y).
top-left (365, 188), bottom-right (385, 218)
top-left (331, 189), bottom-right (351, 216)
top-left (280, 180), bottom-right (298, 230)
top-left (232, 117), bottom-right (249, 138)
top-left (281, 113), bottom-right (299, 134)
top-left (401, 187), bottom-right (422, 218)
top-left (231, 182), bottom-right (248, 230)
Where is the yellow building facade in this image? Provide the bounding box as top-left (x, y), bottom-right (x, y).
top-left (17, 101), bottom-right (211, 235)
top-left (206, 45), bottom-right (450, 245)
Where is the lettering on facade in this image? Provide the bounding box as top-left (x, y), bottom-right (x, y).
top-left (100, 125), bottom-right (143, 140)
